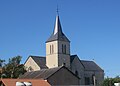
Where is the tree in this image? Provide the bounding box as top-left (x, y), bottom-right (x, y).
top-left (0, 59), bottom-right (5, 78)
top-left (102, 76), bottom-right (120, 86)
top-left (102, 78), bottom-right (113, 86)
top-left (0, 59), bottom-right (5, 67)
top-left (2, 56), bottom-right (26, 78)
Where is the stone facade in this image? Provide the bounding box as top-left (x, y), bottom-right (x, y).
top-left (70, 55), bottom-right (104, 85)
top-left (71, 55), bottom-right (85, 85)
top-left (84, 70), bottom-right (104, 86)
top-left (24, 56), bottom-right (40, 71)
top-left (46, 40), bottom-right (70, 68)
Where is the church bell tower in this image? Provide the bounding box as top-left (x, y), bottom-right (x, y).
top-left (46, 15), bottom-right (70, 68)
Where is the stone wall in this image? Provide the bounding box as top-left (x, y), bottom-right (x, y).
top-left (84, 70), bottom-right (104, 86)
top-left (46, 41), bottom-right (70, 68)
top-left (71, 56), bottom-right (85, 85)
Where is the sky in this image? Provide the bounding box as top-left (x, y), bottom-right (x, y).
top-left (0, 0), bottom-right (120, 78)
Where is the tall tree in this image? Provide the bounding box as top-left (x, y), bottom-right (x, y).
top-left (2, 56), bottom-right (26, 78)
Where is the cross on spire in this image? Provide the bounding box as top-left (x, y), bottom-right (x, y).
top-left (56, 5), bottom-right (59, 15)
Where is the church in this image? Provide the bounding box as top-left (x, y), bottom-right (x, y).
top-left (22, 14), bottom-right (104, 86)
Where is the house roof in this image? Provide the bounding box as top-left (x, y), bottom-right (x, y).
top-left (81, 60), bottom-right (104, 71)
top-left (25, 56), bottom-right (48, 69)
top-left (46, 15), bottom-right (70, 43)
top-left (0, 79), bottom-right (50, 86)
top-left (20, 66), bottom-right (80, 80)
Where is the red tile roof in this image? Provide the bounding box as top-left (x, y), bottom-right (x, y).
top-left (0, 79), bottom-right (50, 86)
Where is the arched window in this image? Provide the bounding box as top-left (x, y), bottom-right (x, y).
top-left (62, 44), bottom-right (64, 53)
top-left (50, 45), bottom-right (54, 54)
top-left (64, 45), bottom-right (66, 54)
top-left (50, 45), bottom-right (51, 54)
top-left (75, 70), bottom-right (79, 76)
top-left (62, 44), bottom-right (67, 54)
top-left (52, 45), bottom-right (54, 54)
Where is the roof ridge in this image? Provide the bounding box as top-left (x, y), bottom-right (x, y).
top-left (29, 55), bottom-right (45, 58)
top-left (28, 66), bottom-right (63, 73)
top-left (81, 60), bottom-right (103, 71)
top-left (32, 66), bottom-right (64, 79)
top-left (70, 55), bottom-right (77, 57)
top-left (81, 60), bottom-right (93, 62)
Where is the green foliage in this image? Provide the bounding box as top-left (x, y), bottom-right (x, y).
top-left (0, 59), bottom-right (5, 67)
top-left (102, 78), bottom-right (113, 86)
top-left (102, 76), bottom-right (120, 86)
top-left (1, 56), bottom-right (26, 78)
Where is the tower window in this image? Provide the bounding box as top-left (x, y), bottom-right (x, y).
top-left (62, 44), bottom-right (64, 53)
top-left (64, 45), bottom-right (66, 54)
top-left (50, 45), bottom-right (54, 54)
top-left (50, 45), bottom-right (51, 54)
top-left (52, 45), bottom-right (54, 54)
top-left (62, 44), bottom-right (66, 54)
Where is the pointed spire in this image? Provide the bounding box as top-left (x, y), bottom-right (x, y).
top-left (46, 15), bottom-right (70, 43)
top-left (53, 15), bottom-right (62, 35)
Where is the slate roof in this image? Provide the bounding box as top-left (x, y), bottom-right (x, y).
top-left (70, 55), bottom-right (77, 63)
top-left (0, 79), bottom-right (50, 86)
top-left (46, 15), bottom-right (70, 43)
top-left (26, 56), bottom-right (48, 69)
top-left (20, 66), bottom-right (62, 79)
top-left (70, 55), bottom-right (103, 71)
top-left (81, 60), bottom-right (103, 71)
top-left (20, 66), bottom-right (80, 79)
top-left (26, 55), bottom-right (103, 72)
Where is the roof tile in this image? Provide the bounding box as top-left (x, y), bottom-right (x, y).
top-left (0, 79), bottom-right (50, 86)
